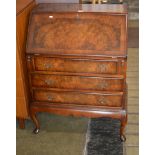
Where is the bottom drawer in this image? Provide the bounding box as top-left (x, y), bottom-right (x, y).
top-left (33, 89), bottom-right (123, 107)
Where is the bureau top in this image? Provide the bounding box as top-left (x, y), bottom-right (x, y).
top-left (32, 3), bottom-right (127, 14)
top-left (27, 3), bottom-right (128, 57)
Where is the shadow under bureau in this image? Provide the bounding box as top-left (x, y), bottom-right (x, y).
top-left (26, 3), bottom-right (128, 141)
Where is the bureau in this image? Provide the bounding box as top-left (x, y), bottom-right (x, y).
top-left (26, 3), bottom-right (128, 141)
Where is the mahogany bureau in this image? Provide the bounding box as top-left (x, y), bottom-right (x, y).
top-left (26, 3), bottom-right (128, 141)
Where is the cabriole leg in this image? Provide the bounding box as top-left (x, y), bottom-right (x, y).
top-left (120, 122), bottom-right (126, 142)
top-left (120, 114), bottom-right (127, 142)
top-left (30, 112), bottom-right (40, 134)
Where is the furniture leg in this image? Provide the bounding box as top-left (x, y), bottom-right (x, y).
top-left (30, 111), bottom-right (40, 134)
top-left (18, 118), bottom-right (25, 129)
top-left (120, 114), bottom-right (127, 142)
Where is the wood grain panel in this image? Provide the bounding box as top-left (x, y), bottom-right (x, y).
top-left (16, 51), bottom-right (22, 79)
top-left (16, 0), bottom-right (36, 118)
top-left (16, 97), bottom-right (28, 118)
top-left (31, 74), bottom-right (124, 91)
top-left (33, 89), bottom-right (123, 107)
top-left (16, 79), bottom-right (25, 97)
top-left (16, 40), bottom-right (29, 118)
top-left (33, 57), bottom-right (118, 74)
top-left (27, 12), bottom-right (127, 56)
top-left (16, 0), bottom-right (35, 15)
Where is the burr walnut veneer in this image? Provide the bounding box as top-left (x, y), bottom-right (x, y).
top-left (26, 3), bottom-right (128, 141)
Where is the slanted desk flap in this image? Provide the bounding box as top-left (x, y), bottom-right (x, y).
top-left (26, 4), bottom-right (127, 56)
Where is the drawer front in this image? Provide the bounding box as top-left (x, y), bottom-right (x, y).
top-left (31, 74), bottom-right (124, 91)
top-left (33, 90), bottom-right (123, 107)
top-left (33, 57), bottom-right (118, 74)
top-left (27, 13), bottom-right (127, 56)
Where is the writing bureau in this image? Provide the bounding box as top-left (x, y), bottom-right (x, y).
top-left (26, 3), bottom-right (128, 141)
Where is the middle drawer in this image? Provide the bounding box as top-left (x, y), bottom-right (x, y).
top-left (33, 57), bottom-right (120, 74)
top-left (31, 74), bottom-right (124, 91)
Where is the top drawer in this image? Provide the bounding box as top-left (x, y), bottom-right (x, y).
top-left (28, 56), bottom-right (125, 75)
top-left (27, 12), bottom-right (127, 56)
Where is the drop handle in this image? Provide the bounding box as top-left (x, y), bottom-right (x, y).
top-left (98, 64), bottom-right (108, 72)
top-left (44, 63), bottom-right (52, 69)
top-left (98, 97), bottom-right (107, 104)
top-left (44, 79), bottom-right (53, 86)
top-left (100, 82), bottom-right (108, 89)
top-left (46, 94), bottom-right (54, 101)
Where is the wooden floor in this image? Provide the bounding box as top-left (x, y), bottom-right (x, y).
top-left (123, 47), bottom-right (139, 155)
top-left (122, 19), bottom-right (139, 155)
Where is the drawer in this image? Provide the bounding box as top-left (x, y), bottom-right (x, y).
top-left (33, 89), bottom-right (123, 107)
top-left (33, 57), bottom-right (118, 74)
top-left (31, 74), bottom-right (124, 91)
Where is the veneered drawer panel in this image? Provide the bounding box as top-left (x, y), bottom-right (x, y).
top-left (33, 57), bottom-right (117, 74)
top-left (33, 89), bottom-right (123, 107)
top-left (31, 74), bottom-right (124, 91)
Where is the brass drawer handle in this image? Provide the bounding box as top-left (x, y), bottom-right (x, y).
top-left (97, 81), bottom-right (108, 89)
top-left (44, 63), bottom-right (52, 69)
top-left (98, 64), bottom-right (107, 72)
top-left (100, 82), bottom-right (108, 89)
top-left (98, 97), bottom-right (106, 104)
top-left (46, 94), bottom-right (54, 101)
top-left (44, 79), bottom-right (53, 86)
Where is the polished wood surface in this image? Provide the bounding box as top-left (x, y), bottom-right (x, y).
top-left (16, 0), bottom-right (36, 121)
top-left (31, 98), bottom-right (126, 118)
top-left (26, 3), bottom-right (128, 141)
top-left (32, 56), bottom-right (121, 74)
top-left (18, 118), bottom-right (26, 129)
top-left (16, 0), bottom-right (35, 15)
top-left (27, 7), bottom-right (127, 56)
top-left (31, 74), bottom-right (124, 91)
top-left (33, 89), bottom-right (123, 106)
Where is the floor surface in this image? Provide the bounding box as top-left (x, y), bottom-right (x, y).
top-left (16, 114), bottom-right (89, 155)
top-left (123, 20), bottom-right (139, 155)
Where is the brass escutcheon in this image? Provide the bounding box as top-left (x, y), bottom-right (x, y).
top-left (46, 94), bottom-right (53, 101)
top-left (100, 81), bottom-right (108, 89)
top-left (44, 63), bottom-right (52, 69)
top-left (98, 97), bottom-right (106, 104)
top-left (98, 64), bottom-right (107, 72)
top-left (44, 79), bottom-right (53, 85)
